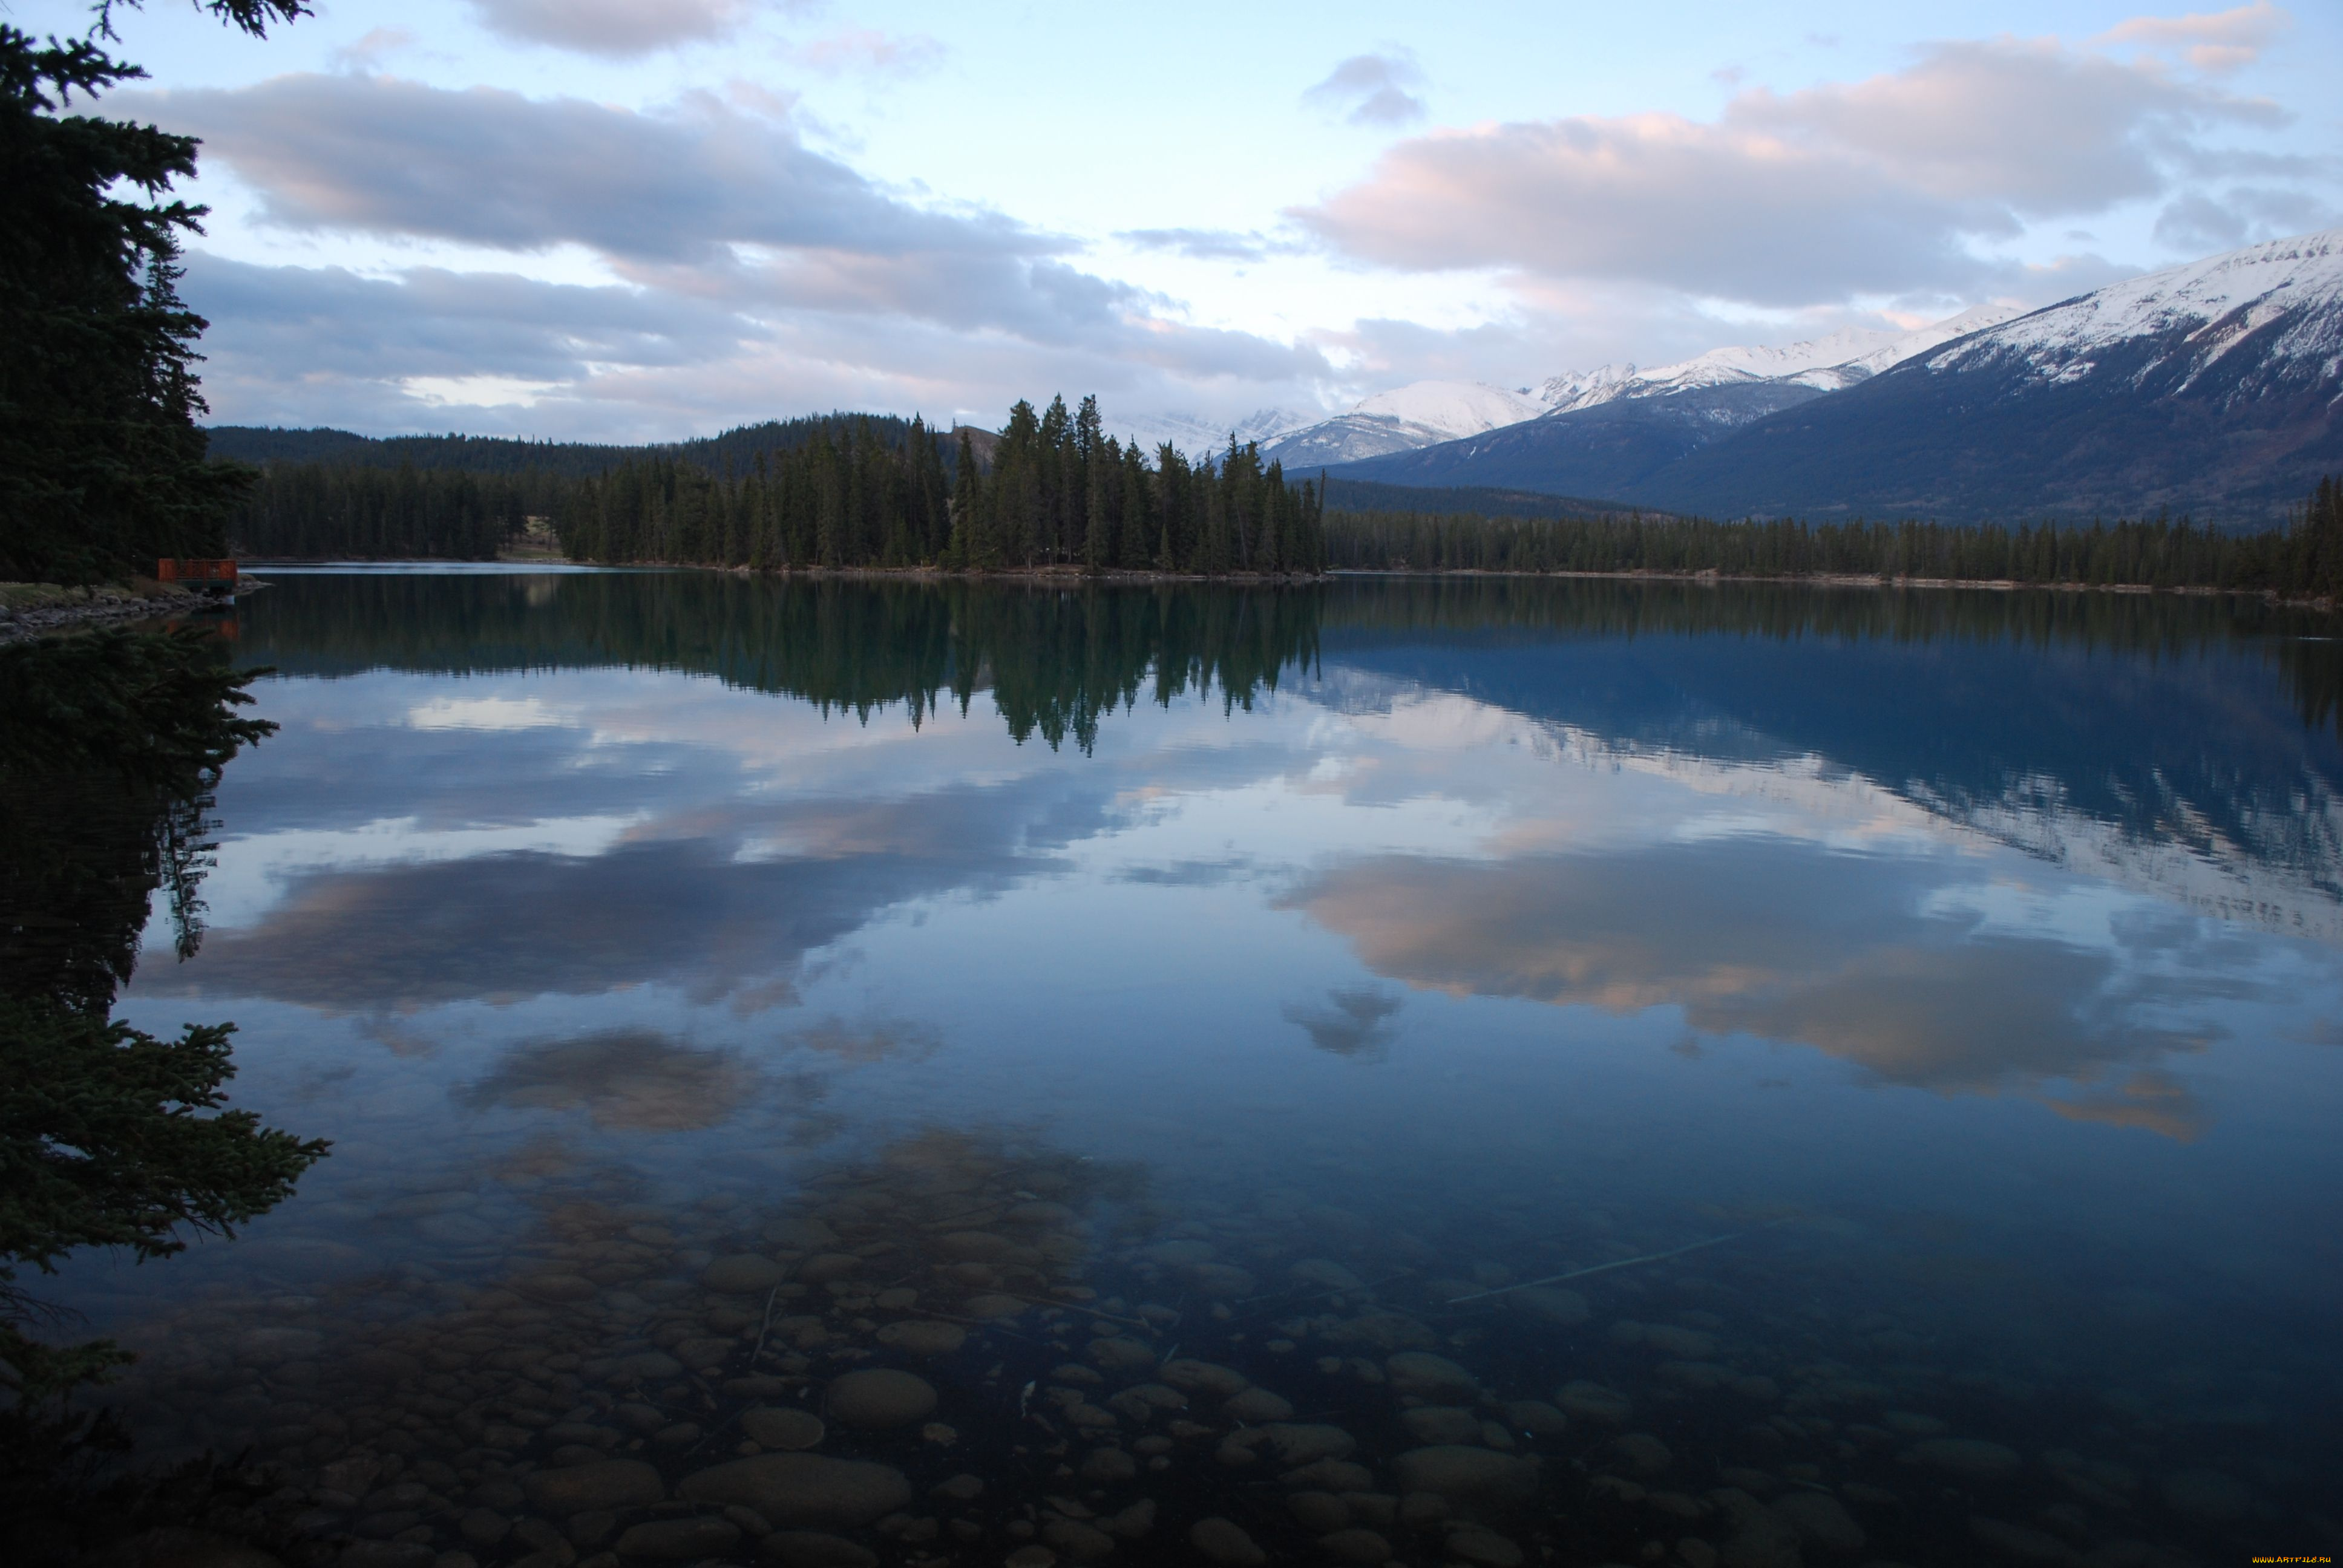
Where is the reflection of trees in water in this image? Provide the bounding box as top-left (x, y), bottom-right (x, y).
top-left (240, 568), bottom-right (2343, 741)
top-left (2276, 632), bottom-right (2343, 745)
top-left (0, 635), bottom-right (261, 1011)
top-left (0, 630), bottom-right (323, 1537)
top-left (238, 572), bottom-right (2343, 890)
top-left (240, 575), bottom-right (1323, 754)
top-left (1320, 573), bottom-right (2339, 658)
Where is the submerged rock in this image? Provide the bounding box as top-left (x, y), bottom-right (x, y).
top-left (680, 1454), bottom-right (911, 1526)
top-left (1289, 1492), bottom-right (1351, 1532)
top-left (1500, 1400), bottom-right (1568, 1436)
top-left (1188, 1517), bottom-right (1267, 1565)
top-left (763, 1217), bottom-right (841, 1251)
top-left (1386, 1352), bottom-right (1478, 1402)
top-left (1555, 1380), bottom-right (1632, 1424)
top-left (1261, 1423), bottom-right (1356, 1466)
top-left (702, 1254), bottom-right (788, 1293)
top-left (1445, 1527), bottom-right (1526, 1567)
top-left (824, 1368), bottom-right (937, 1429)
top-left (1637, 1324), bottom-right (1716, 1358)
top-left (1401, 1407), bottom-right (1483, 1445)
top-left (611, 1517), bottom-right (742, 1558)
top-left (1159, 1359), bottom-right (1250, 1399)
top-left (522, 1459), bottom-right (664, 1514)
top-left (1222, 1387), bottom-right (1295, 1422)
top-left (1318, 1526), bottom-right (1392, 1563)
top-left (1902, 1437), bottom-right (2020, 1477)
top-left (762, 1530), bottom-right (880, 1568)
top-left (1324, 1312), bottom-right (1438, 1351)
top-left (1043, 1520), bottom-right (1116, 1561)
top-left (1613, 1432), bottom-right (1672, 1474)
top-left (873, 1320), bottom-right (966, 1356)
top-left (1771, 1492), bottom-right (1866, 1555)
top-left (1283, 1459), bottom-right (1375, 1493)
top-left (740, 1406), bottom-right (826, 1450)
top-left (1291, 1259), bottom-right (1364, 1291)
top-left (1390, 1447), bottom-right (1536, 1509)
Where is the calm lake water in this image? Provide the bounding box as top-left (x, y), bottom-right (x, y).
top-left (61, 568), bottom-right (2343, 1566)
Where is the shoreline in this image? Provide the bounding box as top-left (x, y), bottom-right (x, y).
top-left (41, 560), bottom-right (2334, 619)
top-left (0, 579), bottom-right (232, 645)
top-left (574, 558), bottom-right (2343, 612)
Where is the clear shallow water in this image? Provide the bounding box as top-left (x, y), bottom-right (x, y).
top-left (59, 570), bottom-right (2343, 1566)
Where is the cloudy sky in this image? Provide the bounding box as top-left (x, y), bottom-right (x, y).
top-left (33, 0), bottom-right (2341, 441)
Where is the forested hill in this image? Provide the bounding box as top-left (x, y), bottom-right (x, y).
top-left (221, 395), bottom-right (1332, 573)
top-left (205, 413), bottom-right (962, 480)
top-left (1317, 478), bottom-right (1654, 521)
top-left (560, 397), bottom-right (1328, 574)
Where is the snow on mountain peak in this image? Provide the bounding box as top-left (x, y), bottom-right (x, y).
top-left (1107, 407), bottom-right (1314, 457)
top-left (1348, 380), bottom-right (1547, 440)
top-left (1533, 304), bottom-right (2027, 411)
top-left (1926, 228), bottom-right (2343, 384)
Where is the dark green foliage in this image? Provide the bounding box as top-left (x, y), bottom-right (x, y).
top-left (1325, 479), bottom-right (2343, 601)
top-left (0, 4), bottom-right (309, 584)
top-left (0, 1003), bottom-right (323, 1295)
top-left (1319, 477), bottom-right (1650, 520)
top-left (2, 32), bottom-right (218, 580)
top-left (557, 401), bottom-right (1328, 576)
top-left (229, 460), bottom-right (542, 558)
top-left (2299, 474), bottom-right (2343, 602)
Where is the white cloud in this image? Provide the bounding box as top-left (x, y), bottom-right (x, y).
top-left (793, 28), bottom-right (945, 76)
top-left (1303, 51), bottom-right (1427, 128)
top-left (464, 0), bottom-right (759, 59)
top-left (2094, 2), bottom-right (2289, 74)
top-left (1295, 35), bottom-right (2295, 308)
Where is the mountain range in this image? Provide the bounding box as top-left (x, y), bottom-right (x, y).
top-left (1271, 230), bottom-right (2343, 526)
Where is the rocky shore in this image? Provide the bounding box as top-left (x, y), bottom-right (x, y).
top-left (0, 578), bottom-right (232, 643)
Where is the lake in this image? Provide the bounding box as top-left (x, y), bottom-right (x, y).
top-left (56, 567), bottom-right (2343, 1566)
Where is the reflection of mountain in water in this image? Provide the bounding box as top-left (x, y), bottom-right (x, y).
top-left (236, 571), bottom-right (2343, 921)
top-left (1315, 581), bottom-right (2343, 936)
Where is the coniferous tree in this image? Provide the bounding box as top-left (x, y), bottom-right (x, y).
top-left (2, 3), bottom-right (309, 582)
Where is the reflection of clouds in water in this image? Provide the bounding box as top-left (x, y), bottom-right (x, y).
top-left (407, 696), bottom-right (570, 732)
top-left (454, 1028), bottom-right (759, 1131)
top-left (1288, 839), bottom-right (2225, 1134)
top-left (1116, 858), bottom-right (1254, 887)
top-left (790, 1016), bottom-right (941, 1064)
top-left (1283, 986), bottom-right (1404, 1058)
top-left (164, 783), bottom-right (1110, 1011)
top-left (2044, 1070), bottom-right (2203, 1143)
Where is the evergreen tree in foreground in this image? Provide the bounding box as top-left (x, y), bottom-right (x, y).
top-left (0, 2), bottom-right (305, 583)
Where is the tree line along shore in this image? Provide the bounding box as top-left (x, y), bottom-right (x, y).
top-left (215, 416), bottom-right (2343, 606)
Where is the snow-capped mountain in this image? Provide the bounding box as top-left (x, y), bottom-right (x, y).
top-left (1331, 229), bottom-right (2343, 524)
top-left (1916, 229), bottom-right (2343, 394)
top-left (1264, 308), bottom-right (2024, 472)
top-left (1535, 304), bottom-right (2024, 413)
top-left (1107, 407), bottom-right (1314, 459)
top-left (1262, 381), bottom-right (1546, 466)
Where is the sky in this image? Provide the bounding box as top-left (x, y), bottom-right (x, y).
top-left (23, 0), bottom-right (2342, 443)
